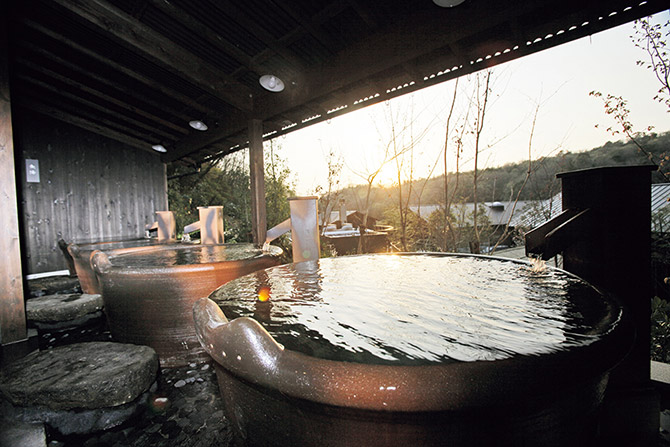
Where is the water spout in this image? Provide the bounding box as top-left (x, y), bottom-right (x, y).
top-left (145, 211), bottom-right (176, 243)
top-left (182, 206), bottom-right (224, 244)
top-left (525, 208), bottom-right (592, 260)
top-left (263, 197), bottom-right (320, 263)
top-left (265, 218), bottom-right (291, 246)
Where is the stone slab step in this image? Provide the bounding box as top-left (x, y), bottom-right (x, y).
top-left (26, 293), bottom-right (104, 330)
top-left (0, 342), bottom-right (158, 435)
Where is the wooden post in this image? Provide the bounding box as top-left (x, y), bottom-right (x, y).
top-left (0, 6), bottom-right (27, 345)
top-left (249, 119), bottom-right (267, 246)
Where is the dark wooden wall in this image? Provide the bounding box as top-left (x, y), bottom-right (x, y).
top-left (14, 107), bottom-right (168, 274)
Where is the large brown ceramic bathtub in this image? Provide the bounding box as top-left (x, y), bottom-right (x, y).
top-left (194, 253), bottom-right (633, 446)
top-left (92, 243), bottom-right (282, 367)
top-left (68, 238), bottom-right (159, 294)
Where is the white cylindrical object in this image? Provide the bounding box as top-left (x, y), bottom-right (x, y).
top-left (289, 197), bottom-right (320, 262)
top-left (155, 211), bottom-right (176, 243)
top-left (339, 200), bottom-right (347, 223)
top-left (198, 206), bottom-right (224, 244)
top-left (265, 218), bottom-right (292, 245)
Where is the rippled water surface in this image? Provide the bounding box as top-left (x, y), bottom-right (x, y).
top-left (78, 238), bottom-right (155, 252)
top-left (210, 254), bottom-right (620, 365)
top-left (111, 243), bottom-right (281, 267)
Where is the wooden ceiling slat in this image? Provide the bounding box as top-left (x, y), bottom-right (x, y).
top-left (18, 40), bottom-right (194, 124)
top-left (21, 18), bottom-right (214, 116)
top-left (214, 0), bottom-right (307, 72)
top-left (16, 59), bottom-right (188, 135)
top-left (15, 73), bottom-right (176, 143)
top-left (16, 97), bottom-right (155, 153)
top-left (51, 0), bottom-right (253, 112)
top-left (144, 0), bottom-right (267, 79)
top-left (344, 0), bottom-right (378, 30)
top-left (274, 2), bottom-right (341, 55)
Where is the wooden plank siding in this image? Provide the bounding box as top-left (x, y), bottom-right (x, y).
top-left (13, 107), bottom-right (168, 274)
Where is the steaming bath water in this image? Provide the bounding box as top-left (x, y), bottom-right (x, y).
top-left (210, 254), bottom-right (616, 365)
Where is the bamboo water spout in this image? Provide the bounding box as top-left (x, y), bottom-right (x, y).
top-left (183, 206), bottom-right (224, 244)
top-left (144, 211), bottom-right (176, 243)
top-left (264, 196), bottom-right (320, 262)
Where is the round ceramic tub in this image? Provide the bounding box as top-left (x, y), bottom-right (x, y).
top-left (194, 253), bottom-right (633, 446)
top-left (92, 243), bottom-right (283, 367)
top-left (68, 238), bottom-right (161, 294)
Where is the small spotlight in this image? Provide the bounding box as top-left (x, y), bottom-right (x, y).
top-left (151, 144), bottom-right (167, 153)
top-left (189, 120), bottom-right (208, 131)
top-left (433, 0), bottom-right (466, 7)
top-left (259, 74), bottom-right (285, 92)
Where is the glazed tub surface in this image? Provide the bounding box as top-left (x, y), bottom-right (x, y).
top-left (68, 238), bottom-right (159, 294)
top-left (93, 243), bottom-right (282, 367)
top-left (195, 253), bottom-right (633, 446)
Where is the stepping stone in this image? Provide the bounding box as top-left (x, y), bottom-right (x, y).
top-left (26, 293), bottom-right (104, 330)
top-left (0, 342), bottom-right (159, 435)
top-left (28, 276), bottom-right (81, 298)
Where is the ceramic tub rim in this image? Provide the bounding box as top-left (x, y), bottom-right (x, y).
top-left (90, 243), bottom-right (284, 276)
top-left (193, 253), bottom-right (634, 413)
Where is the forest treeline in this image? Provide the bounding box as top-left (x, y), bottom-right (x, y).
top-left (338, 131), bottom-right (670, 219)
top-left (165, 131), bottom-right (668, 246)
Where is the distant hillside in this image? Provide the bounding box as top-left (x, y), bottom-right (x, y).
top-left (338, 131), bottom-right (669, 218)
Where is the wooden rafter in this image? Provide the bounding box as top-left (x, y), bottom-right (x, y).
top-left (51, 0), bottom-right (253, 112)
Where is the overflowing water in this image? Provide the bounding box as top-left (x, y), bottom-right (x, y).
top-left (210, 254), bottom-right (620, 365)
top-left (529, 256), bottom-right (547, 273)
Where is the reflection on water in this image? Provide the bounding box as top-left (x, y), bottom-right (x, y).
top-left (78, 238), bottom-right (155, 253)
top-left (111, 243), bottom-right (282, 267)
top-left (210, 254), bottom-right (619, 365)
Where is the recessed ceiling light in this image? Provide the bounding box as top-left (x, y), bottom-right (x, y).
top-left (151, 144), bottom-right (167, 153)
top-left (433, 0), bottom-right (466, 7)
top-left (259, 74), bottom-right (285, 92)
top-left (189, 120), bottom-right (208, 131)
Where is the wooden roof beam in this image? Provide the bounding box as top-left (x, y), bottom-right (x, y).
top-left (51, 0), bottom-right (253, 112)
top-left (15, 78), bottom-right (174, 143)
top-left (16, 59), bottom-right (188, 135)
top-left (345, 0), bottom-right (378, 29)
top-left (22, 19), bottom-right (214, 116)
top-left (216, 0), bottom-right (307, 71)
top-left (275, 2), bottom-right (342, 55)
top-left (17, 40), bottom-right (195, 124)
top-left (145, 0), bottom-right (268, 78)
top-left (17, 97), bottom-right (156, 153)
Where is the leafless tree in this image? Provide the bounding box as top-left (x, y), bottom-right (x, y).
top-left (469, 70), bottom-right (492, 254)
top-left (315, 148), bottom-right (343, 229)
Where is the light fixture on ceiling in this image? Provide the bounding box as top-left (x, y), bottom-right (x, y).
top-left (259, 74), bottom-right (285, 92)
top-left (151, 144), bottom-right (167, 153)
top-left (189, 120), bottom-right (208, 131)
top-left (432, 0), bottom-right (466, 7)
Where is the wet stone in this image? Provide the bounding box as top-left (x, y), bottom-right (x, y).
top-left (0, 342), bottom-right (158, 435)
top-left (26, 293), bottom-right (104, 330)
top-left (0, 342), bottom-right (158, 410)
top-left (28, 276), bottom-right (81, 298)
top-left (34, 344), bottom-right (232, 446)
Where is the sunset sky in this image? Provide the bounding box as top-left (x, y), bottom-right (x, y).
top-left (267, 10), bottom-right (670, 195)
